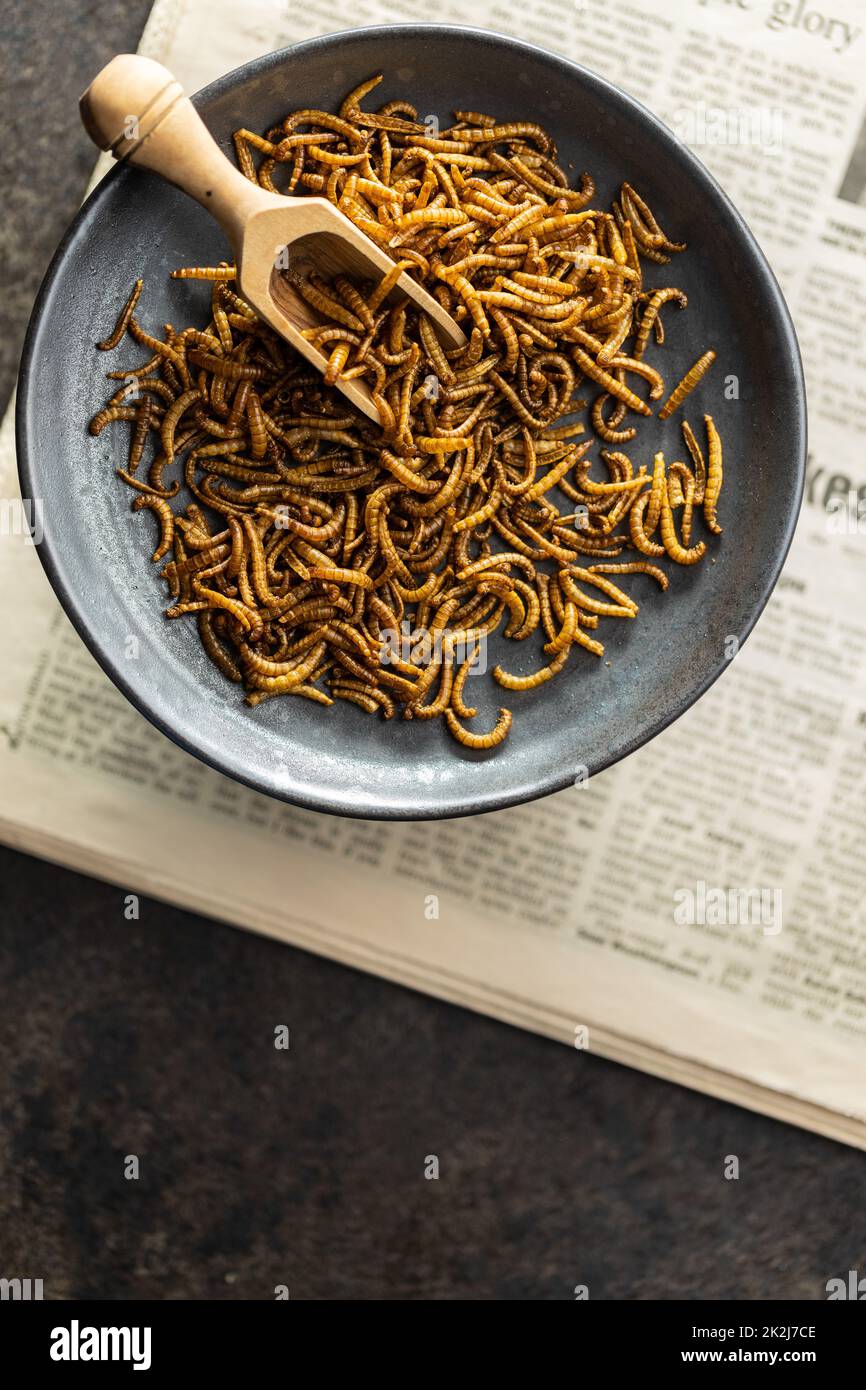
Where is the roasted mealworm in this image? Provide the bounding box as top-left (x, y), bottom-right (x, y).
top-left (445, 707), bottom-right (512, 748)
top-left (96, 279), bottom-right (143, 350)
top-left (88, 78), bottom-right (725, 751)
top-left (703, 414), bottom-right (723, 534)
top-left (658, 350), bottom-right (716, 420)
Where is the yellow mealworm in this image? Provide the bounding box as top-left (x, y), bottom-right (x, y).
top-left (445, 707), bottom-right (512, 748)
top-left (703, 413), bottom-right (723, 534)
top-left (659, 489), bottom-right (707, 564)
top-left (96, 279), bottom-right (143, 351)
top-left (88, 76), bottom-right (718, 753)
top-left (658, 350), bottom-right (716, 420)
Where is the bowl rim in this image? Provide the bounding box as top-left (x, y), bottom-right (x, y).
top-left (16, 23), bottom-right (807, 820)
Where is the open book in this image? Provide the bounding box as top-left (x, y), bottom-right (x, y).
top-left (3, 0), bottom-right (865, 1148)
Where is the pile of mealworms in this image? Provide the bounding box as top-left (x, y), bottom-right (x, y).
top-left (89, 75), bottom-right (723, 750)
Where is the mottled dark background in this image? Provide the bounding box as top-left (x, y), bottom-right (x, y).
top-left (0, 0), bottom-right (862, 1301)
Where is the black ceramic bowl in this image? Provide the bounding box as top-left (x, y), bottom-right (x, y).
top-left (17, 25), bottom-right (806, 819)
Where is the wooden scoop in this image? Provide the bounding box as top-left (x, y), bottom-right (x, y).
top-left (80, 55), bottom-right (466, 423)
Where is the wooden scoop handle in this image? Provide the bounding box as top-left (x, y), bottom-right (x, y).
top-left (80, 54), bottom-right (271, 254)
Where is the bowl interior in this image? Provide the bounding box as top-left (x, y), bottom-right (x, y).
top-left (18, 26), bottom-right (805, 818)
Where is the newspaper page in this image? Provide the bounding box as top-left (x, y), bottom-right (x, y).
top-left (2, 0), bottom-right (866, 1146)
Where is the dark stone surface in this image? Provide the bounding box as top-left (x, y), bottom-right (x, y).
top-left (1, 0), bottom-right (863, 1302)
top-left (0, 0), bottom-right (157, 406)
top-left (2, 846), bottom-right (865, 1302)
